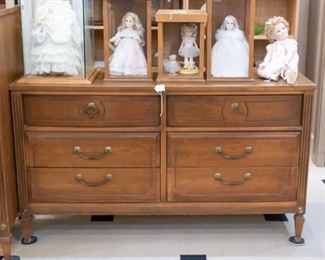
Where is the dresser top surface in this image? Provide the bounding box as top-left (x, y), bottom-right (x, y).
top-left (10, 72), bottom-right (316, 93)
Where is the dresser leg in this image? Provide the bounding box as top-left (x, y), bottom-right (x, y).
top-left (289, 213), bottom-right (305, 245)
top-left (0, 235), bottom-right (11, 260)
top-left (20, 213), bottom-right (37, 245)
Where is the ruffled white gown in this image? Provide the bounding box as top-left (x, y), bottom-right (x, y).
top-left (178, 37), bottom-right (199, 58)
top-left (109, 30), bottom-right (147, 76)
top-left (211, 29), bottom-right (249, 77)
top-left (259, 38), bottom-right (299, 77)
top-left (30, 0), bottom-right (82, 76)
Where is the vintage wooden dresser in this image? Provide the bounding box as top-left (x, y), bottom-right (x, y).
top-left (10, 73), bottom-right (315, 246)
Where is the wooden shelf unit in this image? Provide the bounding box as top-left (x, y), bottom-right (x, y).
top-left (254, 0), bottom-right (300, 65)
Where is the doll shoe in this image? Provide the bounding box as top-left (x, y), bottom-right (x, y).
top-left (287, 68), bottom-right (298, 85)
top-left (270, 73), bottom-right (279, 81)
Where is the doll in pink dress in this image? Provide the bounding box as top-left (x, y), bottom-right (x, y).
top-left (178, 24), bottom-right (200, 73)
top-left (257, 16), bottom-right (299, 84)
top-left (109, 12), bottom-right (147, 76)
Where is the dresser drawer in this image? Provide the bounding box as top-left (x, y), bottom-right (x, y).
top-left (168, 167), bottom-right (298, 202)
top-left (23, 95), bottom-right (160, 127)
top-left (168, 95), bottom-right (302, 127)
top-left (26, 132), bottom-right (160, 168)
top-left (29, 168), bottom-right (160, 203)
top-left (168, 132), bottom-right (300, 167)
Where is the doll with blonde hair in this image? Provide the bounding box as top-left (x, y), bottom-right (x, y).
top-left (109, 12), bottom-right (147, 76)
top-left (257, 16), bottom-right (299, 84)
top-left (178, 24), bottom-right (200, 72)
top-left (211, 15), bottom-right (249, 77)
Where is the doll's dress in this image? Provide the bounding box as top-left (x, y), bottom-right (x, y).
top-left (109, 30), bottom-right (147, 76)
top-left (30, 1), bottom-right (83, 76)
top-left (211, 29), bottom-right (249, 77)
top-left (259, 38), bottom-right (299, 78)
top-left (178, 37), bottom-right (199, 58)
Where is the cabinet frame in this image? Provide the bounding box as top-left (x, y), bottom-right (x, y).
top-left (103, 0), bottom-right (153, 81)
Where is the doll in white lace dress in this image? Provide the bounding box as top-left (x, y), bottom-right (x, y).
top-left (30, 0), bottom-right (83, 76)
top-left (257, 16), bottom-right (299, 84)
top-left (109, 12), bottom-right (147, 76)
top-left (211, 15), bottom-right (249, 77)
top-left (178, 24), bottom-right (200, 72)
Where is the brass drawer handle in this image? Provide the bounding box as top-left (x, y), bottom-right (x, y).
top-left (215, 146), bottom-right (253, 160)
top-left (75, 173), bottom-right (113, 187)
top-left (73, 146), bottom-right (112, 160)
top-left (214, 172), bottom-right (252, 186)
top-left (84, 102), bottom-right (100, 119)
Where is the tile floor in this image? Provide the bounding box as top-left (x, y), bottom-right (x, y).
top-left (3, 162), bottom-right (325, 260)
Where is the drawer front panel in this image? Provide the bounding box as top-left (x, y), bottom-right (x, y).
top-left (168, 133), bottom-right (300, 167)
top-left (26, 132), bottom-right (160, 168)
top-left (168, 167), bottom-right (298, 202)
top-left (29, 168), bottom-right (160, 203)
top-left (168, 95), bottom-right (302, 127)
top-left (23, 95), bottom-right (160, 127)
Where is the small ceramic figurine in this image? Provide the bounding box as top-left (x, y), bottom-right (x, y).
top-left (211, 15), bottom-right (249, 77)
top-left (109, 12), bottom-right (147, 76)
top-left (257, 16), bottom-right (299, 84)
top-left (163, 54), bottom-right (180, 75)
top-left (30, 0), bottom-right (83, 76)
top-left (178, 24), bottom-right (200, 75)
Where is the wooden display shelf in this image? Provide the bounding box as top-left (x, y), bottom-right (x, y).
top-left (155, 9), bottom-right (208, 23)
top-left (86, 25), bottom-right (104, 30)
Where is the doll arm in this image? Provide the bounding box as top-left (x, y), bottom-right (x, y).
top-left (285, 41), bottom-right (299, 71)
top-left (178, 40), bottom-right (185, 54)
top-left (193, 40), bottom-right (200, 52)
top-left (110, 32), bottom-right (121, 46)
top-left (32, 25), bottom-right (47, 44)
top-left (259, 44), bottom-right (273, 68)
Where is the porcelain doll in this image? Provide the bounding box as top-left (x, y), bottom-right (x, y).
top-left (163, 54), bottom-right (180, 75)
top-left (211, 15), bottom-right (249, 77)
top-left (178, 24), bottom-right (200, 74)
top-left (257, 16), bottom-right (299, 84)
top-left (30, 0), bottom-right (83, 76)
top-left (109, 12), bottom-right (147, 76)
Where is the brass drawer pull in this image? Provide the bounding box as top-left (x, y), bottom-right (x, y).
top-left (215, 146), bottom-right (253, 160)
top-left (84, 102), bottom-right (100, 119)
top-left (75, 173), bottom-right (113, 187)
top-left (214, 172), bottom-right (252, 186)
top-left (73, 146), bottom-right (112, 160)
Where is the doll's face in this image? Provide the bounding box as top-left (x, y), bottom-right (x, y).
top-left (125, 16), bottom-right (135, 28)
top-left (184, 28), bottom-right (193, 37)
top-left (272, 22), bottom-right (288, 40)
top-left (225, 19), bottom-right (235, 31)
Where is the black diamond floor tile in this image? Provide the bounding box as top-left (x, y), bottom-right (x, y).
top-left (90, 215), bottom-right (115, 222)
top-left (0, 256), bottom-right (20, 260)
top-left (181, 255), bottom-right (207, 260)
top-left (264, 214), bottom-right (288, 222)
top-left (322, 179), bottom-right (325, 184)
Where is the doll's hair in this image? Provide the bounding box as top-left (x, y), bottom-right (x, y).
top-left (118, 12), bottom-right (145, 45)
top-left (180, 24), bottom-right (198, 39)
top-left (264, 16), bottom-right (290, 41)
top-left (220, 15), bottom-right (239, 31)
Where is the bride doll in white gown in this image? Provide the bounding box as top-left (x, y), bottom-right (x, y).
top-left (30, 0), bottom-right (83, 76)
top-left (109, 12), bottom-right (147, 76)
top-left (211, 15), bottom-right (249, 77)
